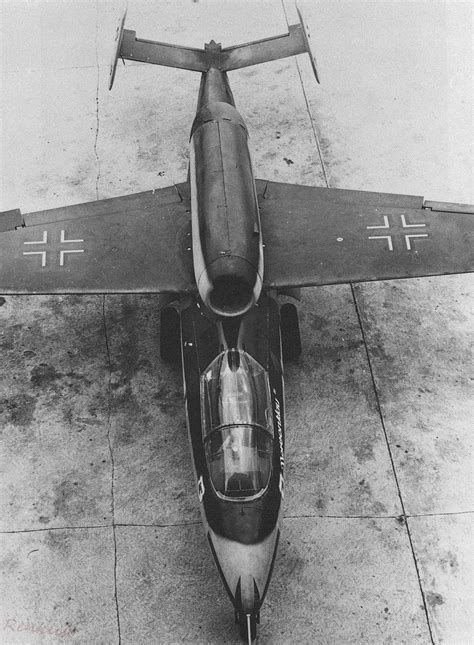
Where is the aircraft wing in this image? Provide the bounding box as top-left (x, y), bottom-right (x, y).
top-left (0, 185), bottom-right (193, 295)
top-left (2, 179), bottom-right (472, 296)
top-left (256, 180), bottom-right (474, 288)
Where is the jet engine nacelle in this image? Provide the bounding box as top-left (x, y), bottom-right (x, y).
top-left (189, 98), bottom-right (263, 317)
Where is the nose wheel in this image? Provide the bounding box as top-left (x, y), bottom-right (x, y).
top-left (236, 611), bottom-right (258, 643)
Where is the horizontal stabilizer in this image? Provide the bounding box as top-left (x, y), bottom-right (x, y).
top-left (110, 5), bottom-right (319, 88)
top-left (221, 6), bottom-right (319, 81)
top-left (119, 29), bottom-right (210, 73)
top-left (256, 180), bottom-right (474, 288)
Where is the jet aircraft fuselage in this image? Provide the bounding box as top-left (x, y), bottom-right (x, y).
top-left (189, 66), bottom-right (264, 318)
top-left (176, 64), bottom-right (285, 641)
top-left (179, 293), bottom-right (284, 640)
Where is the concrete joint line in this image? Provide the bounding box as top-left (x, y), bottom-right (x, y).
top-left (281, 0), bottom-right (330, 188)
top-left (94, 3), bottom-right (101, 201)
top-left (350, 283), bottom-right (435, 644)
top-left (0, 524), bottom-right (110, 535)
top-left (115, 520), bottom-right (202, 529)
top-left (102, 295), bottom-right (122, 645)
top-left (294, 56), bottom-right (330, 189)
top-left (3, 511), bottom-right (471, 536)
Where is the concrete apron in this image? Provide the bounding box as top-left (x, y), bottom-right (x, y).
top-left (1, 1), bottom-right (472, 643)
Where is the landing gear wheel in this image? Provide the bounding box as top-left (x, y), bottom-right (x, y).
top-left (237, 612), bottom-right (258, 643)
top-left (280, 302), bottom-right (302, 361)
top-left (160, 307), bottom-right (181, 363)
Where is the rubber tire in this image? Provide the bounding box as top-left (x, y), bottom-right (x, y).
top-left (280, 303), bottom-right (302, 362)
top-left (160, 307), bottom-right (181, 363)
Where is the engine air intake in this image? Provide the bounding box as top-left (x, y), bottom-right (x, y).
top-left (209, 275), bottom-right (254, 317)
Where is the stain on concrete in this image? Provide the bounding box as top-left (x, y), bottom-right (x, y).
top-left (0, 324), bottom-right (23, 351)
top-left (0, 551), bottom-right (19, 575)
top-left (30, 364), bottom-right (62, 387)
top-left (277, 537), bottom-right (307, 583)
top-left (154, 384), bottom-right (183, 415)
top-left (306, 338), bottom-right (366, 364)
top-left (108, 298), bottom-right (151, 384)
top-left (38, 295), bottom-right (69, 315)
top-left (439, 551), bottom-right (459, 573)
top-left (75, 416), bottom-right (103, 427)
top-left (45, 530), bottom-right (73, 558)
top-left (346, 479), bottom-right (388, 516)
top-left (308, 314), bottom-right (329, 331)
top-left (111, 391), bottom-right (150, 445)
top-left (262, 150), bottom-right (278, 162)
top-left (110, 382), bottom-right (139, 412)
top-left (436, 436), bottom-right (465, 464)
top-left (426, 591), bottom-right (444, 607)
top-left (52, 476), bottom-right (96, 523)
top-left (0, 394), bottom-right (36, 428)
top-left (351, 436), bottom-right (376, 463)
top-left (0, 296), bottom-right (6, 306)
top-left (306, 455), bottom-right (331, 472)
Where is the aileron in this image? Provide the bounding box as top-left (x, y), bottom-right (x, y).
top-left (423, 200), bottom-right (474, 215)
top-left (0, 208), bottom-right (23, 232)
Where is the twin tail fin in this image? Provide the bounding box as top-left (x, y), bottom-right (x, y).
top-left (109, 5), bottom-right (319, 89)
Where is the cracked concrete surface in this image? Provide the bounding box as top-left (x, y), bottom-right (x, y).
top-left (102, 295), bottom-right (122, 644)
top-left (1, 1), bottom-right (473, 643)
top-left (93, 14), bottom-right (102, 201)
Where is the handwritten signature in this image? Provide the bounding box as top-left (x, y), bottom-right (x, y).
top-left (3, 618), bottom-right (76, 639)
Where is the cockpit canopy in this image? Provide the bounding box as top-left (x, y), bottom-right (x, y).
top-left (201, 349), bottom-right (274, 501)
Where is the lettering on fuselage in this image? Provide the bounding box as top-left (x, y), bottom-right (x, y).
top-left (198, 475), bottom-right (205, 502)
top-left (273, 389), bottom-right (285, 474)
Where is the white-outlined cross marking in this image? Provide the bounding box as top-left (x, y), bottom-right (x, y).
top-left (60, 230), bottom-right (84, 244)
top-left (23, 250), bottom-right (47, 267)
top-left (24, 231), bottom-right (48, 245)
top-left (59, 230), bottom-right (84, 266)
top-left (366, 214), bottom-right (428, 251)
top-left (23, 230), bottom-right (85, 268)
top-left (59, 249), bottom-right (84, 266)
top-left (23, 231), bottom-right (48, 266)
top-left (366, 215), bottom-right (389, 230)
top-left (405, 234), bottom-right (428, 250)
top-left (367, 235), bottom-right (394, 251)
top-left (400, 214), bottom-right (426, 229)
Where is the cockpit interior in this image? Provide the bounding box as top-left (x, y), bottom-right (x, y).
top-left (201, 349), bottom-right (274, 501)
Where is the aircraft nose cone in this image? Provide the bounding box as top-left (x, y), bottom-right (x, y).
top-left (207, 526), bottom-right (280, 614)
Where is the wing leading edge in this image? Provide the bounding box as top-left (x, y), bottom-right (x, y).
top-left (256, 180), bottom-right (474, 289)
top-left (0, 185), bottom-right (193, 295)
